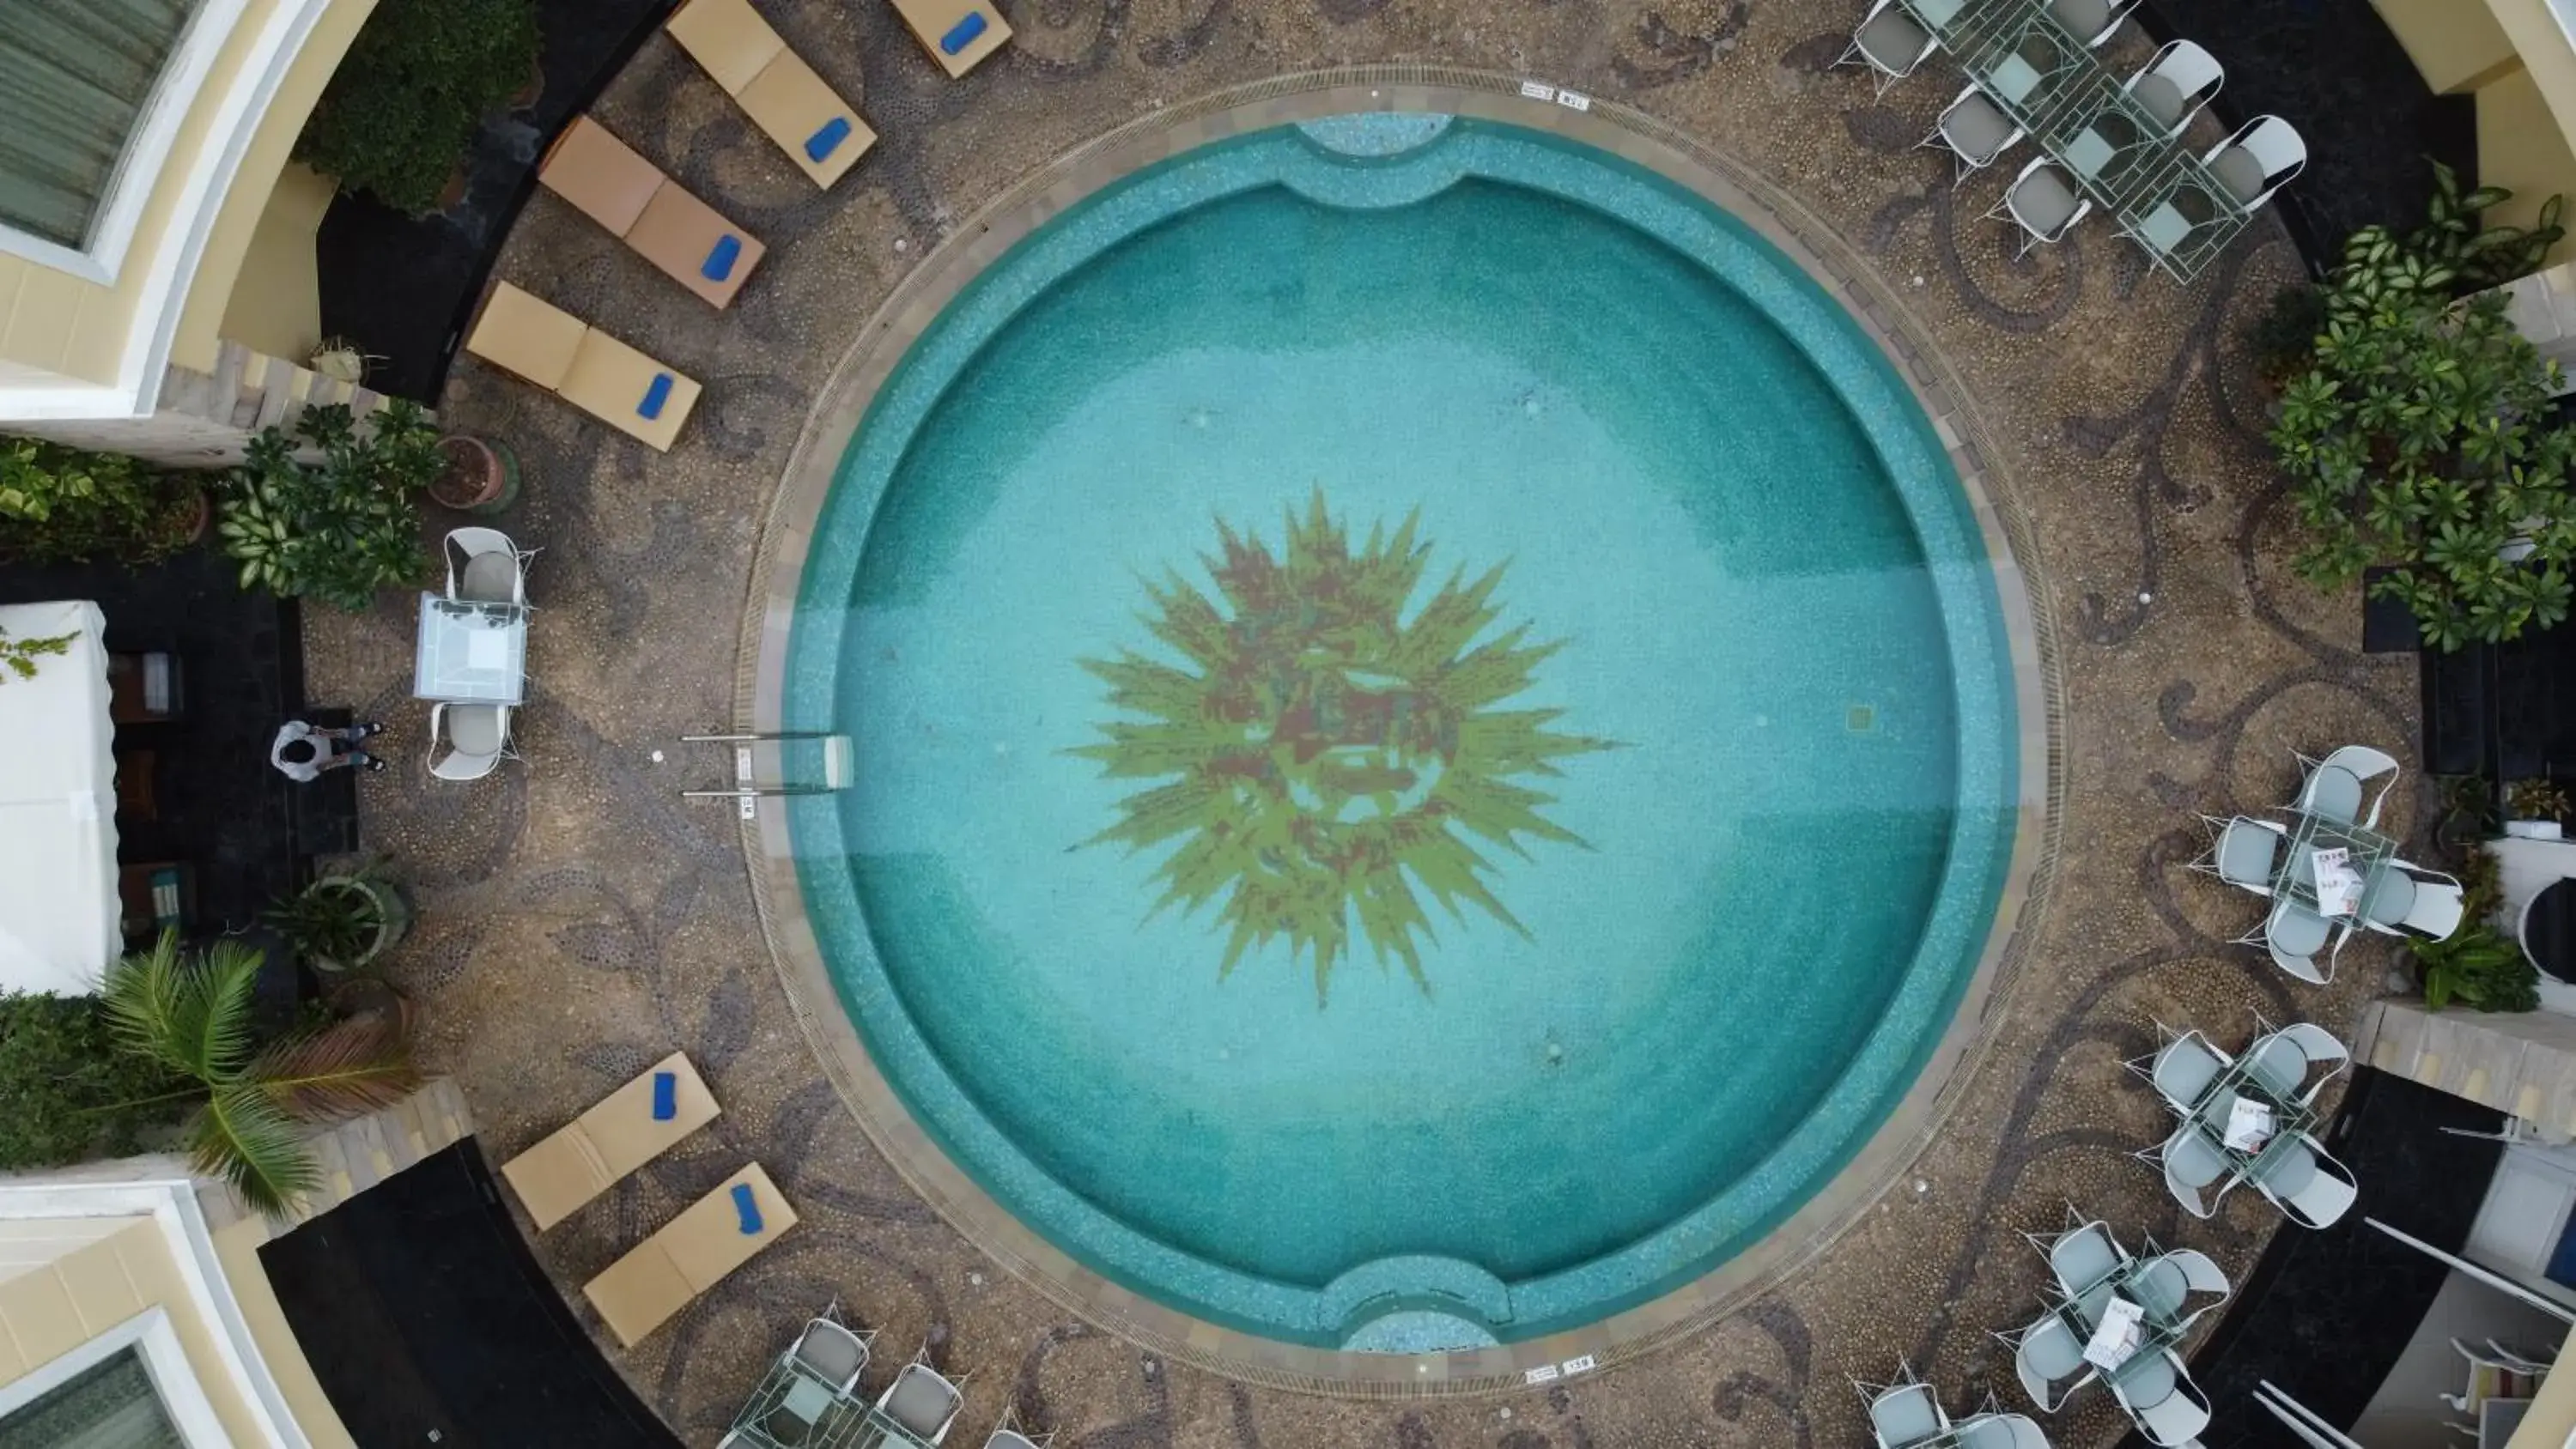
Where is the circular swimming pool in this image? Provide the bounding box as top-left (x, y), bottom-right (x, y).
top-left (778, 111), bottom-right (2021, 1351)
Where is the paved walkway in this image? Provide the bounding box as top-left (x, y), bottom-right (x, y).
top-left (302, 3), bottom-right (2415, 1445)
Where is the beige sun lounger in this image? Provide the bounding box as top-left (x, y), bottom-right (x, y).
top-left (888, 0), bottom-right (1012, 77)
top-left (583, 1163), bottom-right (797, 1346)
top-left (465, 282), bottom-right (703, 452)
top-left (538, 115), bottom-right (766, 308)
top-left (500, 1051), bottom-right (720, 1231)
top-left (665, 0), bottom-right (875, 187)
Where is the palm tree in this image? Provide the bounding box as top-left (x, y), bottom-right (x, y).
top-left (100, 932), bottom-right (420, 1216)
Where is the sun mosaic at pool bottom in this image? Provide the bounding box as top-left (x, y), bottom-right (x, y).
top-left (1072, 490), bottom-right (1615, 1004)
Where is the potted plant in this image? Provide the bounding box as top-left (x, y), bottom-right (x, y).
top-left (266, 863), bottom-right (411, 973)
top-left (100, 934), bottom-right (419, 1216)
top-left (427, 433), bottom-right (520, 515)
top-left (216, 401), bottom-right (444, 610)
top-left (0, 435), bottom-right (202, 567)
top-left (293, 0), bottom-right (542, 216)
top-left (2508, 779), bottom-right (2570, 839)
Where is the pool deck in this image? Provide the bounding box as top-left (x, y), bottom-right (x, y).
top-left (300, 3), bottom-right (2416, 1445)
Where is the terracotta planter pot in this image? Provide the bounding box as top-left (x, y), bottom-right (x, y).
top-left (428, 434), bottom-right (521, 515)
top-left (305, 876), bottom-right (411, 974)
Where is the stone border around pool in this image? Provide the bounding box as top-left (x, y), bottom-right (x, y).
top-left (733, 64), bottom-right (2066, 1397)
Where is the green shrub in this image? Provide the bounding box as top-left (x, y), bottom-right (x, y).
top-left (2245, 283), bottom-right (2326, 388)
top-left (2414, 159), bottom-right (2567, 291)
top-left (2414, 922), bottom-right (2541, 1012)
top-left (294, 0), bottom-right (542, 215)
top-left (216, 401), bottom-right (443, 611)
top-left (0, 992), bottom-right (187, 1170)
top-left (2269, 221), bottom-right (2576, 651)
top-left (0, 435), bottom-right (197, 567)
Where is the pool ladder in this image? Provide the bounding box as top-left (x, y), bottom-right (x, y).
top-left (678, 732), bottom-right (854, 819)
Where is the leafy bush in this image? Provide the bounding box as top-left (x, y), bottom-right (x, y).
top-left (2269, 222), bottom-right (2576, 651)
top-left (2510, 778), bottom-right (2571, 822)
top-left (2245, 284), bottom-right (2326, 389)
top-left (0, 992), bottom-right (186, 1170)
top-left (216, 402), bottom-right (443, 611)
top-left (2414, 922), bottom-right (2540, 1012)
top-left (0, 435), bottom-right (197, 567)
top-left (2414, 160), bottom-right (2567, 291)
top-left (294, 0), bottom-right (541, 215)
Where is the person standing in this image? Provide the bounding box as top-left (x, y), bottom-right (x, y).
top-left (271, 719), bottom-right (386, 779)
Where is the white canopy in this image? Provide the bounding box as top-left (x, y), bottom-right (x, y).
top-left (0, 600), bottom-right (119, 995)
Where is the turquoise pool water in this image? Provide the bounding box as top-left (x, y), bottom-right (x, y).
top-left (783, 115), bottom-right (2018, 1349)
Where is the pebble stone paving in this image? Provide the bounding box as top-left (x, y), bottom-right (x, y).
top-left (299, 1), bottom-right (2421, 1444)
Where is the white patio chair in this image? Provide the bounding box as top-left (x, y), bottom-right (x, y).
top-left (2296, 765), bottom-right (2365, 827)
top-left (2260, 1023), bottom-right (2351, 1106)
top-left (788, 1315), bottom-right (872, 1395)
top-left (444, 526), bottom-right (532, 608)
top-left (1922, 82), bottom-right (2025, 185)
top-left (2129, 1028), bottom-right (2228, 1115)
top-left (2391, 862), bottom-right (2466, 941)
top-left (2250, 1133), bottom-right (2359, 1229)
top-left (1987, 158), bottom-right (2092, 258)
top-left (2111, 1349), bottom-right (2211, 1448)
top-left (2032, 1215), bottom-right (2123, 1298)
top-left (2140, 1123), bottom-right (2234, 1219)
top-left (427, 701), bottom-right (513, 782)
top-left (2255, 897), bottom-right (2332, 985)
top-left (1997, 1313), bottom-right (2093, 1412)
top-left (2361, 867), bottom-right (2418, 936)
top-left (2194, 814), bottom-right (2285, 895)
top-left (1859, 1364), bottom-right (1948, 1448)
top-left (2205, 115), bottom-right (2306, 212)
top-left (2131, 1247), bottom-right (2231, 1326)
top-left (878, 1352), bottom-right (967, 1445)
top-left (2123, 39), bottom-right (2221, 138)
top-left (2296, 745), bottom-right (2402, 828)
top-left (1837, 0), bottom-right (1940, 95)
top-left (2046, 0), bottom-right (2136, 47)
top-left (985, 1406), bottom-right (1054, 1449)
top-left (1954, 1412), bottom-right (2053, 1449)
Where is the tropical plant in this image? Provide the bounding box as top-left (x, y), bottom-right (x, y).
top-left (0, 435), bottom-right (196, 567)
top-left (100, 934), bottom-right (419, 1215)
top-left (294, 0), bottom-right (541, 215)
top-left (2244, 283), bottom-right (2326, 390)
top-left (217, 402), bottom-right (443, 610)
top-left (265, 862), bottom-right (410, 973)
top-left (0, 625), bottom-right (75, 684)
top-left (2269, 220), bottom-right (2576, 650)
top-left (1074, 489), bottom-right (1615, 1003)
top-left (0, 992), bottom-right (187, 1170)
top-left (2510, 778), bottom-right (2571, 822)
top-left (2411, 159), bottom-right (2567, 291)
top-left (2414, 921), bottom-right (2540, 1012)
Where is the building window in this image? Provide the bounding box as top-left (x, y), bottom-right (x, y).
top-left (0, 0), bottom-right (206, 251)
top-left (0, 1346), bottom-right (184, 1449)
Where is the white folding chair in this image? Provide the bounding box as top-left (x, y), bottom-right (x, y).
top-left (2123, 39), bottom-right (2221, 137)
top-left (1986, 157), bottom-right (2092, 258)
top-left (1836, 0), bottom-right (1941, 95)
top-left (2204, 115), bottom-right (2306, 212)
top-left (1920, 82), bottom-right (2025, 185)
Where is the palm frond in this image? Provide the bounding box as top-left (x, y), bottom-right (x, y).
top-left (178, 940), bottom-right (267, 1084)
top-left (190, 1085), bottom-right (320, 1217)
top-left (246, 1016), bottom-right (420, 1123)
top-left (98, 931), bottom-right (193, 1076)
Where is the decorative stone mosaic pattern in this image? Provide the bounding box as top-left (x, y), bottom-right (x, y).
top-left (299, 4), bottom-right (2415, 1446)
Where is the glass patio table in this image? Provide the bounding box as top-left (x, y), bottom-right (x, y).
top-left (2122, 157), bottom-right (2255, 282)
top-left (2027, 69), bottom-right (2190, 214)
top-left (2183, 1049), bottom-right (2316, 1179)
top-left (1935, 1), bottom-right (2102, 134)
top-left (727, 1359), bottom-right (935, 1449)
top-left (411, 593), bottom-right (527, 705)
top-left (2048, 1272), bottom-right (2186, 1388)
top-left (2268, 807), bottom-right (2399, 920)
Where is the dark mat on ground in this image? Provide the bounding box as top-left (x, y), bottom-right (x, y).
top-left (0, 540), bottom-right (307, 947)
top-left (2146, 1069), bottom-right (2505, 1449)
top-left (260, 1140), bottom-right (682, 1449)
top-left (2138, 0), bottom-right (2477, 274)
top-left (315, 0), bottom-right (684, 404)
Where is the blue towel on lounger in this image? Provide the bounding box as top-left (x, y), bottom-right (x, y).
top-left (731, 1182), bottom-right (762, 1234)
top-left (701, 235), bottom-right (742, 282)
top-left (650, 1070), bottom-right (677, 1120)
top-left (805, 117), bottom-right (851, 162)
top-left (638, 373), bottom-right (673, 419)
top-left (940, 11), bottom-right (987, 53)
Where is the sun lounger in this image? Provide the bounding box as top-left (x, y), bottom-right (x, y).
top-left (584, 1164), bottom-right (798, 1346)
top-left (501, 1051), bottom-right (720, 1230)
top-left (888, 0), bottom-right (1012, 77)
top-left (538, 115), bottom-right (767, 308)
top-left (665, 0), bottom-right (875, 186)
top-left (465, 282), bottom-right (703, 452)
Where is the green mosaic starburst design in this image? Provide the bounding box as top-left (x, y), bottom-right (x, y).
top-left (1074, 491), bottom-right (1614, 1003)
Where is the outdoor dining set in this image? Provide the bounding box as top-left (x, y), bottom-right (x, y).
top-left (411, 526), bottom-right (536, 780)
top-left (2196, 746), bottom-right (2467, 983)
top-left (1997, 1213), bottom-right (2233, 1446)
top-left (1837, 0), bottom-right (2303, 278)
top-left (719, 1313), bottom-right (1038, 1449)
